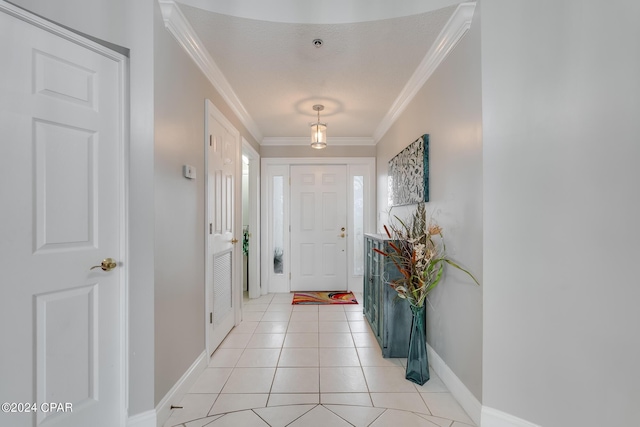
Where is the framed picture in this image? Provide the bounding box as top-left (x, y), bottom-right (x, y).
top-left (388, 134), bottom-right (429, 206)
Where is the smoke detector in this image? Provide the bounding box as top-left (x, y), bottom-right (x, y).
top-left (313, 38), bottom-right (323, 48)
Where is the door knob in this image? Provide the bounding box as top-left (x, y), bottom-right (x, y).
top-left (339, 233), bottom-right (345, 238)
top-left (230, 238), bottom-right (239, 244)
top-left (90, 258), bottom-right (117, 271)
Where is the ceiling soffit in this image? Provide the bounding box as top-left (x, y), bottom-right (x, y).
top-left (176, 0), bottom-right (466, 24)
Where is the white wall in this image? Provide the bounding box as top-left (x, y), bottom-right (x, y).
top-left (7, 0), bottom-right (157, 417)
top-left (481, 1), bottom-right (640, 425)
top-left (375, 9), bottom-right (483, 400)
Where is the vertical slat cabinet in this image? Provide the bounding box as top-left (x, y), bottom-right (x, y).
top-left (363, 234), bottom-right (413, 357)
top-left (363, 236), bottom-right (380, 337)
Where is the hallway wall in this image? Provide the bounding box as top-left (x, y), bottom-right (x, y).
top-left (375, 8), bottom-right (483, 401)
top-left (481, 1), bottom-right (640, 425)
top-left (153, 0), bottom-right (260, 406)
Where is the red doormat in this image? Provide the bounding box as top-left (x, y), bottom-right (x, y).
top-left (292, 291), bottom-right (358, 305)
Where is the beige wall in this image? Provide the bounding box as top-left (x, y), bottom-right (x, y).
top-left (261, 144), bottom-right (375, 158)
top-left (375, 9), bottom-right (483, 400)
top-left (481, 0), bottom-right (640, 425)
top-left (153, 1), bottom-right (259, 405)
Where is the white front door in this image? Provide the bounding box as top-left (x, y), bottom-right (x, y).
top-left (206, 100), bottom-right (240, 354)
top-left (0, 5), bottom-right (125, 427)
top-left (290, 165), bottom-right (348, 291)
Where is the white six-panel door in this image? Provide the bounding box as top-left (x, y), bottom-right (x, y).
top-left (290, 165), bottom-right (348, 291)
top-left (0, 5), bottom-right (126, 427)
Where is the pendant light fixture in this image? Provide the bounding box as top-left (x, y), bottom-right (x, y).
top-left (310, 104), bottom-right (327, 149)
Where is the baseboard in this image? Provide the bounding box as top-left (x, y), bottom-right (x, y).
top-left (481, 406), bottom-right (541, 427)
top-left (426, 344), bottom-right (482, 426)
top-left (127, 409), bottom-right (156, 427)
top-left (155, 350), bottom-right (208, 427)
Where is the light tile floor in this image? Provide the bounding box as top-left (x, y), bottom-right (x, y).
top-left (164, 293), bottom-right (476, 427)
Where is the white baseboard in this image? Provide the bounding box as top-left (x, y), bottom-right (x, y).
top-left (127, 409), bottom-right (156, 427)
top-left (427, 344), bottom-right (482, 426)
top-left (481, 406), bottom-right (541, 427)
top-left (155, 350), bottom-right (208, 427)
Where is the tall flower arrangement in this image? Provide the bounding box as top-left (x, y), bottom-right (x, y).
top-left (375, 203), bottom-right (479, 308)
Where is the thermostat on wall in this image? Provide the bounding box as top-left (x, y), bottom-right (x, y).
top-left (183, 165), bottom-right (196, 179)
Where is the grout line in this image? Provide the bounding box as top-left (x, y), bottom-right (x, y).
top-left (202, 293), bottom-right (464, 427)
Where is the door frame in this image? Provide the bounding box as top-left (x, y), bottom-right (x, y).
top-left (204, 99), bottom-right (242, 357)
top-left (260, 157), bottom-right (375, 294)
top-left (0, 2), bottom-right (130, 424)
top-left (242, 139), bottom-right (261, 300)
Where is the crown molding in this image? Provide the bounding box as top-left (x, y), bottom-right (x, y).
top-left (158, 0), bottom-right (263, 143)
top-left (373, 2), bottom-right (476, 143)
top-left (261, 136), bottom-right (375, 146)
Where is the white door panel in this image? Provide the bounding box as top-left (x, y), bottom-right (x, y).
top-left (206, 100), bottom-right (239, 354)
top-left (0, 6), bottom-right (125, 427)
top-left (290, 165), bottom-right (347, 291)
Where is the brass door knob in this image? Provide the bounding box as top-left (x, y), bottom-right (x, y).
top-left (230, 238), bottom-right (239, 244)
top-left (90, 258), bottom-right (117, 271)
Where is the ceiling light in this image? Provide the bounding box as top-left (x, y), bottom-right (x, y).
top-left (310, 104), bottom-right (327, 149)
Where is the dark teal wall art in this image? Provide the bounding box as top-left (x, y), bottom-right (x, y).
top-left (388, 134), bottom-right (429, 206)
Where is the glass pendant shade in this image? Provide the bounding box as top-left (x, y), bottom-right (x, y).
top-left (310, 122), bottom-right (327, 149)
top-left (310, 104), bottom-right (327, 149)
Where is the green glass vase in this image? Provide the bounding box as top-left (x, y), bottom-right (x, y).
top-left (405, 304), bottom-right (429, 385)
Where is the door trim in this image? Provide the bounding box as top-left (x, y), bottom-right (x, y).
top-left (260, 157), bottom-right (375, 294)
top-left (204, 99), bottom-right (241, 357)
top-left (0, 2), bottom-right (130, 424)
top-left (242, 139), bottom-right (261, 299)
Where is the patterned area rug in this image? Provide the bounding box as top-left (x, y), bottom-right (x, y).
top-left (292, 291), bottom-right (358, 305)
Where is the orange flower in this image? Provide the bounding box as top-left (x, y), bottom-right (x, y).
top-left (428, 224), bottom-right (442, 236)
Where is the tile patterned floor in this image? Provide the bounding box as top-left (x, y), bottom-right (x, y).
top-left (163, 293), bottom-right (476, 427)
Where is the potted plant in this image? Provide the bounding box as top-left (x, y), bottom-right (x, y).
top-left (375, 203), bottom-right (479, 385)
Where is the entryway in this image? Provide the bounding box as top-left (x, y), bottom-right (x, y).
top-left (261, 158), bottom-right (375, 295)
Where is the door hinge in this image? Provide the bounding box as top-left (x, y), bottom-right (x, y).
top-left (209, 135), bottom-right (212, 146)
top-left (209, 223), bottom-right (212, 234)
top-left (289, 272), bottom-right (291, 280)
top-left (210, 312), bottom-right (213, 324)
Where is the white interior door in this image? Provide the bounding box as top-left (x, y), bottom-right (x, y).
top-left (206, 100), bottom-right (240, 354)
top-left (0, 5), bottom-right (125, 427)
top-left (290, 165), bottom-right (348, 291)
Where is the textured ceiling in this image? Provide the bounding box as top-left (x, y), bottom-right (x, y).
top-left (178, 2), bottom-right (459, 141)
